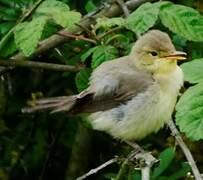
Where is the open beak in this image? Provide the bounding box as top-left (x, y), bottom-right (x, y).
top-left (164, 51), bottom-right (187, 61)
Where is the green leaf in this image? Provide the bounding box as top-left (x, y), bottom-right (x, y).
top-left (0, 38), bottom-right (17, 58)
top-left (181, 59), bottom-right (203, 83)
top-left (85, 0), bottom-right (96, 13)
top-left (80, 47), bottom-right (97, 62)
top-left (152, 147), bottom-right (175, 179)
top-left (54, 11), bottom-right (81, 29)
top-left (176, 83), bottom-right (203, 140)
top-left (95, 17), bottom-right (125, 30)
top-left (0, 22), bottom-right (14, 35)
top-left (91, 45), bottom-right (119, 69)
top-left (159, 3), bottom-right (203, 41)
top-left (75, 68), bottom-right (92, 92)
top-left (36, 0), bottom-right (70, 16)
top-left (126, 2), bottom-right (159, 34)
top-left (35, 0), bottom-right (81, 29)
top-left (14, 17), bottom-right (47, 56)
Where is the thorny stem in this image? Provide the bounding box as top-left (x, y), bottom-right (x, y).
top-left (168, 120), bottom-right (202, 180)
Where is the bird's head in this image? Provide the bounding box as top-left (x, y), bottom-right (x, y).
top-left (130, 30), bottom-right (186, 74)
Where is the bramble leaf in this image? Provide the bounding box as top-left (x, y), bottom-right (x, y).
top-left (36, 0), bottom-right (81, 29)
top-left (80, 47), bottom-right (97, 62)
top-left (126, 2), bottom-right (159, 34)
top-left (176, 83), bottom-right (203, 140)
top-left (75, 68), bottom-right (92, 92)
top-left (91, 45), bottom-right (119, 68)
top-left (181, 59), bottom-right (203, 83)
top-left (36, 0), bottom-right (70, 15)
top-left (14, 17), bottom-right (47, 56)
top-left (160, 3), bottom-right (203, 41)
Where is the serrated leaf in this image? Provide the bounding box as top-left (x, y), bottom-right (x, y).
top-left (159, 3), bottom-right (203, 41)
top-left (91, 45), bottom-right (119, 69)
top-left (54, 11), bottom-right (81, 29)
top-left (181, 59), bottom-right (203, 83)
top-left (36, 0), bottom-right (70, 16)
top-left (36, 0), bottom-right (81, 29)
top-left (75, 68), bottom-right (92, 92)
top-left (176, 83), bottom-right (203, 140)
top-left (126, 2), bottom-right (159, 34)
top-left (95, 17), bottom-right (125, 30)
top-left (152, 147), bottom-right (175, 179)
top-left (14, 17), bottom-right (47, 56)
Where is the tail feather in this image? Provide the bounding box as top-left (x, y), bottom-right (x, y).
top-left (22, 95), bottom-right (77, 113)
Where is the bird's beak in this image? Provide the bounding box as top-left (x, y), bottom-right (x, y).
top-left (164, 51), bottom-right (187, 61)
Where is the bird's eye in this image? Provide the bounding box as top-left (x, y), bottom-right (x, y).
top-left (150, 51), bottom-right (158, 56)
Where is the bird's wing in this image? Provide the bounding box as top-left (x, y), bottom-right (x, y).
top-left (22, 57), bottom-right (154, 114)
top-left (68, 57), bottom-right (155, 114)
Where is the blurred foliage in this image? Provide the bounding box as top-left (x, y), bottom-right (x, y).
top-left (0, 0), bottom-right (203, 180)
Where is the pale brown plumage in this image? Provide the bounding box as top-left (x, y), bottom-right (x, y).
top-left (22, 30), bottom-right (186, 140)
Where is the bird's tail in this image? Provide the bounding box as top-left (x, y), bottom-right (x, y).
top-left (22, 95), bottom-right (78, 114)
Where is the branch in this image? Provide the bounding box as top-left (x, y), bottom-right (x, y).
top-left (0, 0), bottom-right (152, 75)
top-left (0, 59), bottom-right (82, 72)
top-left (168, 120), bottom-right (202, 180)
top-left (11, 0), bottom-right (153, 61)
top-left (76, 157), bottom-right (118, 180)
top-left (115, 0), bottom-right (130, 17)
top-left (116, 142), bottom-right (158, 180)
top-left (57, 31), bottom-right (97, 44)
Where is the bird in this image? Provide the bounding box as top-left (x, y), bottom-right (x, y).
top-left (23, 30), bottom-right (186, 140)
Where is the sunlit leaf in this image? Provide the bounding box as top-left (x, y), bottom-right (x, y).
top-left (160, 2), bottom-right (203, 41)
top-left (181, 59), bottom-right (203, 83)
top-left (14, 17), bottom-right (47, 56)
top-left (36, 0), bottom-right (70, 15)
top-left (126, 2), bottom-right (159, 34)
top-left (176, 83), bottom-right (203, 140)
top-left (35, 0), bottom-right (81, 29)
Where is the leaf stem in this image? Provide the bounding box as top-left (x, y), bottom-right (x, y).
top-left (57, 31), bottom-right (97, 44)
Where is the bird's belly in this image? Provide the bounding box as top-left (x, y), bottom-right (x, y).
top-left (90, 85), bottom-right (178, 140)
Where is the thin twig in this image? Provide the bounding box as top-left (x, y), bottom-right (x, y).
top-left (168, 120), bottom-right (202, 180)
top-left (0, 0), bottom-right (152, 74)
top-left (0, 59), bottom-right (83, 72)
top-left (57, 32), bottom-right (97, 44)
top-left (75, 23), bottom-right (97, 40)
top-left (116, 142), bottom-right (158, 180)
top-left (115, 158), bottom-right (129, 180)
top-left (98, 27), bottom-right (123, 40)
top-left (76, 157), bottom-right (118, 180)
top-left (115, 0), bottom-right (130, 18)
